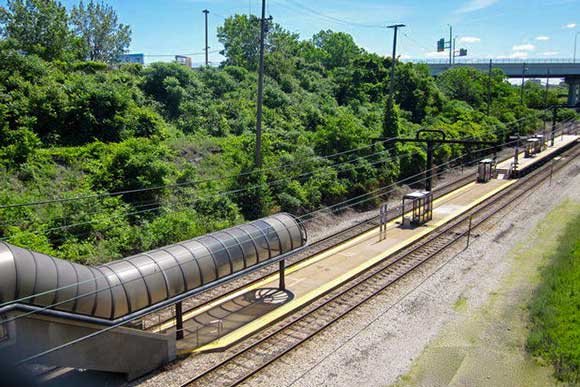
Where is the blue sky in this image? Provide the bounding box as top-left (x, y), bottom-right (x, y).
top-left (3, 0), bottom-right (580, 64)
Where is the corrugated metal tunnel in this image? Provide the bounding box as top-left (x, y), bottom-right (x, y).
top-left (0, 213), bottom-right (306, 320)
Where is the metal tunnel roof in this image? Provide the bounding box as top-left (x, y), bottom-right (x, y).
top-left (0, 213), bottom-right (307, 320)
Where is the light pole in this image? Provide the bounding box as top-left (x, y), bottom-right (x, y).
top-left (386, 24), bottom-right (405, 138)
top-left (448, 24), bottom-right (453, 65)
top-left (202, 9), bottom-right (209, 67)
top-left (255, 0), bottom-right (267, 169)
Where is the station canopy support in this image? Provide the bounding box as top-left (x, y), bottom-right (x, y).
top-left (378, 130), bottom-right (499, 192)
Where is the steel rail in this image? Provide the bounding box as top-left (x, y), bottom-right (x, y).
top-left (142, 135), bottom-right (548, 333)
top-left (142, 171), bottom-right (477, 332)
top-left (178, 142), bottom-right (579, 387)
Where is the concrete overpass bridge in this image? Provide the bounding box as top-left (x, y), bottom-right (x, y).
top-left (420, 59), bottom-right (580, 106)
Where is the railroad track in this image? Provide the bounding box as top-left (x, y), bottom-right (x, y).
top-left (178, 143), bottom-right (578, 387)
top-left (143, 168), bottom-right (477, 331)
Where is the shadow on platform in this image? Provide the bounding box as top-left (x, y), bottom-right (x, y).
top-left (176, 288), bottom-right (294, 351)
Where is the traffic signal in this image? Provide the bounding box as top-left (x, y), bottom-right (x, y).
top-left (437, 38), bottom-right (445, 52)
top-left (458, 48), bottom-right (468, 57)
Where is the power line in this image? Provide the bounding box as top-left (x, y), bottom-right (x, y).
top-left (0, 146), bottom-right (410, 242)
top-left (7, 146), bottom-right (516, 368)
top-left (0, 133), bottom-right (413, 211)
top-left (1, 146), bottom-right (498, 322)
top-left (273, 0), bottom-right (385, 29)
top-left (0, 112), bottom-right (548, 232)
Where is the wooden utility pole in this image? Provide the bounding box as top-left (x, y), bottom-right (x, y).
top-left (255, 0), bottom-right (267, 169)
top-left (385, 24), bottom-right (405, 138)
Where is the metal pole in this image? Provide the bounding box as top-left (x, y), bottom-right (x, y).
top-left (175, 301), bottom-right (183, 340)
top-left (386, 24), bottom-right (405, 138)
top-left (466, 216), bottom-right (473, 248)
top-left (551, 107), bottom-right (557, 146)
top-left (202, 10), bottom-right (209, 67)
top-left (544, 69), bottom-right (550, 139)
top-left (487, 59), bottom-right (493, 116)
top-left (278, 260), bottom-right (285, 290)
top-left (426, 141), bottom-right (434, 192)
top-left (255, 0), bottom-right (267, 169)
top-left (448, 25), bottom-right (453, 66)
top-left (453, 36), bottom-right (456, 64)
top-left (513, 134), bottom-right (520, 171)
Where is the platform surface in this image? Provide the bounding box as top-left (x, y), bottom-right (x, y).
top-left (495, 135), bottom-right (577, 171)
top-left (166, 178), bottom-right (517, 354)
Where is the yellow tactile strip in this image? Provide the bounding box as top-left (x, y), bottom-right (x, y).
top-left (185, 180), bottom-right (516, 353)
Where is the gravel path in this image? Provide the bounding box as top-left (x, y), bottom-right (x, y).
top-left (238, 154), bottom-right (580, 387)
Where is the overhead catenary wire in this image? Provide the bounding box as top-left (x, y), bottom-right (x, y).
top-left (6, 145), bottom-right (520, 369)
top-left (0, 107), bottom-right (544, 214)
top-left (0, 133), bottom-right (412, 211)
top-left (1, 114), bottom-right (558, 235)
top-left (1, 124), bottom-right (520, 244)
top-left (0, 139), bottom-right (515, 315)
top-left (0, 154), bottom-right (479, 332)
top-left (272, 0), bottom-right (385, 29)
top-left (0, 144), bottom-right (414, 242)
top-left (0, 111), bottom-right (563, 246)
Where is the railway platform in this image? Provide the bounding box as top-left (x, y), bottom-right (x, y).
top-left (165, 178), bottom-right (517, 354)
top-left (496, 134), bottom-right (578, 176)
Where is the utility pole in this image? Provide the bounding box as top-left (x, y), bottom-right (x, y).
top-left (487, 59), bottom-right (493, 116)
top-left (448, 25), bottom-right (453, 65)
top-left (255, 0), bottom-right (267, 169)
top-left (202, 9), bottom-right (209, 66)
top-left (386, 24), bottom-right (405, 138)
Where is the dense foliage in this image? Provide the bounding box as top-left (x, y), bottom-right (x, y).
top-left (0, 4), bottom-right (575, 264)
top-left (527, 211), bottom-right (580, 384)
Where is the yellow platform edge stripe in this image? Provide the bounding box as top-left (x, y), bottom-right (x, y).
top-left (188, 179), bottom-right (516, 353)
top-left (153, 180), bottom-right (477, 334)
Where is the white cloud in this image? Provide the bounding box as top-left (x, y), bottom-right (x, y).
top-left (425, 51), bottom-right (448, 58)
top-left (456, 0), bottom-right (499, 13)
top-left (498, 51), bottom-right (529, 59)
top-left (542, 51), bottom-right (559, 56)
top-left (459, 36), bottom-right (481, 43)
top-left (399, 53), bottom-right (412, 60)
top-left (564, 23), bottom-right (577, 28)
top-left (512, 44), bottom-right (535, 51)
top-left (535, 36), bottom-right (550, 41)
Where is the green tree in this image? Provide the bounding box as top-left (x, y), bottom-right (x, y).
top-left (70, 0), bottom-right (131, 63)
top-left (0, 0), bottom-right (71, 61)
top-left (217, 14), bottom-right (299, 71)
top-left (311, 30), bottom-right (361, 69)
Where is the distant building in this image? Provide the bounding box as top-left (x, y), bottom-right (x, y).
top-left (175, 55), bottom-right (192, 68)
top-left (118, 53), bottom-right (145, 65)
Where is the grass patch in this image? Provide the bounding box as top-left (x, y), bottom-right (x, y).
top-left (527, 209), bottom-right (580, 384)
top-left (453, 296), bottom-right (468, 312)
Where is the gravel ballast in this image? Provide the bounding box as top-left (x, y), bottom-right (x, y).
top-left (239, 158), bottom-right (580, 387)
top-left (135, 156), bottom-right (579, 387)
